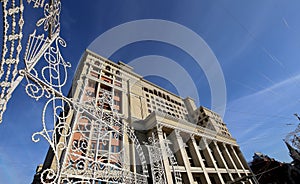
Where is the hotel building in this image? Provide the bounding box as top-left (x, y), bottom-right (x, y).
top-left (33, 50), bottom-right (257, 184)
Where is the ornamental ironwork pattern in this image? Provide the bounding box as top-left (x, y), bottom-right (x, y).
top-left (146, 133), bottom-right (167, 184)
top-left (146, 132), bottom-right (183, 184)
top-left (1, 0), bottom-right (149, 183)
top-left (54, 81), bottom-right (148, 183)
top-left (286, 124), bottom-right (300, 151)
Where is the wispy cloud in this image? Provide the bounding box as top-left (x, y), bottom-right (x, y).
top-left (226, 74), bottom-right (300, 162)
top-left (282, 17), bottom-right (291, 29)
top-left (231, 73), bottom-right (300, 102)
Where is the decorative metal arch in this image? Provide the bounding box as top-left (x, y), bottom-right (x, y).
top-left (1, 0), bottom-right (149, 183)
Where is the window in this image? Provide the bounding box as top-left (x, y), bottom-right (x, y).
top-left (115, 76), bottom-right (122, 82)
top-left (88, 80), bottom-right (96, 87)
top-left (95, 61), bottom-right (100, 66)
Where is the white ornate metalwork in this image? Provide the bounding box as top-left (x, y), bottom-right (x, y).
top-left (31, 89), bottom-right (148, 183)
top-left (50, 78), bottom-right (149, 184)
top-left (0, 0), bottom-right (24, 122)
top-left (25, 0), bottom-right (61, 71)
top-left (0, 0), bottom-right (60, 122)
top-left (165, 141), bottom-right (182, 184)
top-left (146, 132), bottom-right (183, 184)
top-left (27, 0), bottom-right (45, 8)
top-left (32, 96), bottom-right (72, 183)
top-left (1, 0), bottom-right (150, 183)
top-left (24, 35), bottom-right (70, 99)
top-left (285, 123), bottom-right (300, 151)
top-left (146, 133), bottom-right (167, 184)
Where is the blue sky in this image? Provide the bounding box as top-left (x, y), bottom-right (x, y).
top-left (1, 0), bottom-right (300, 183)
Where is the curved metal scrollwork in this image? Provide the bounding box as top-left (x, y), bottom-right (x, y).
top-left (145, 132), bottom-right (183, 184)
top-left (146, 133), bottom-right (167, 184)
top-left (53, 78), bottom-right (148, 184)
top-left (27, 63), bottom-right (149, 183)
top-left (32, 97), bottom-right (72, 184)
top-left (1, 0), bottom-right (150, 183)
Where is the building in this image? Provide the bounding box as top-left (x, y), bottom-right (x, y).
top-left (249, 152), bottom-right (300, 183)
top-left (33, 49), bottom-right (257, 184)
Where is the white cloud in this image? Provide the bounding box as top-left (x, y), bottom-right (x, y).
top-left (225, 74), bottom-right (300, 162)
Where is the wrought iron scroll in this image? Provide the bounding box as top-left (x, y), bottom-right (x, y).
top-left (29, 68), bottom-right (149, 183)
top-left (49, 74), bottom-right (149, 184)
top-left (1, 0), bottom-right (150, 183)
top-left (146, 133), bottom-right (167, 184)
top-left (0, 0), bottom-right (61, 122)
top-left (146, 132), bottom-right (183, 184)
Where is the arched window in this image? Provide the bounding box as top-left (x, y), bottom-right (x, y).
top-left (105, 65), bottom-right (111, 71)
top-left (95, 61), bottom-right (100, 66)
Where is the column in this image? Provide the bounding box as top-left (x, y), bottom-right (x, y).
top-left (229, 146), bottom-right (245, 171)
top-left (156, 125), bottom-right (174, 184)
top-left (172, 130), bottom-right (194, 183)
top-left (189, 135), bottom-right (212, 184)
top-left (129, 128), bottom-right (136, 175)
top-left (203, 140), bottom-right (225, 184)
top-left (122, 125), bottom-right (131, 172)
top-left (220, 143), bottom-right (241, 178)
top-left (212, 141), bottom-right (234, 181)
top-left (230, 146), bottom-right (255, 184)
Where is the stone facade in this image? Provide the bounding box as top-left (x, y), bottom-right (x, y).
top-left (33, 50), bottom-right (257, 184)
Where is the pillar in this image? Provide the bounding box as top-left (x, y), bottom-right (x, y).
top-left (212, 141), bottom-right (234, 181)
top-left (221, 143), bottom-right (241, 178)
top-left (156, 125), bottom-right (174, 184)
top-left (189, 135), bottom-right (212, 184)
top-left (203, 140), bottom-right (225, 184)
top-left (171, 130), bottom-right (194, 183)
